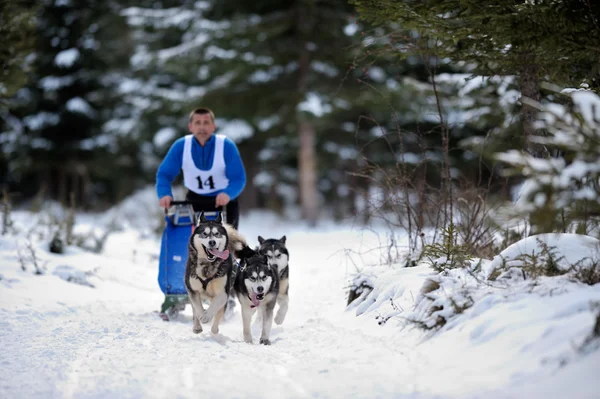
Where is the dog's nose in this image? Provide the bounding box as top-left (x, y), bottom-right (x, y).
top-left (257, 286), bottom-right (264, 293)
top-left (208, 240), bottom-right (216, 248)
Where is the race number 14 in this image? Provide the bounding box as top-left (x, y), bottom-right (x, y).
top-left (196, 176), bottom-right (216, 190)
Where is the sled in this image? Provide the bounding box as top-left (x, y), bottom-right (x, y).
top-left (158, 201), bottom-right (226, 296)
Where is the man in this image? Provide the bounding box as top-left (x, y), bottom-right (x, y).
top-left (156, 107), bottom-right (246, 228)
top-left (155, 107), bottom-right (246, 320)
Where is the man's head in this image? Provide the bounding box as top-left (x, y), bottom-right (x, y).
top-left (188, 107), bottom-right (216, 145)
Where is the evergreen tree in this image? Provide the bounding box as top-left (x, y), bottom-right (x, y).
top-left (123, 0), bottom-right (513, 221)
top-left (124, 0), bottom-right (368, 223)
top-left (350, 0), bottom-right (600, 158)
top-left (0, 0), bottom-right (38, 101)
top-left (1, 0), bottom-right (134, 207)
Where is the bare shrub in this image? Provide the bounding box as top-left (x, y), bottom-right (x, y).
top-left (17, 239), bottom-right (46, 275)
top-left (570, 259), bottom-right (600, 286)
top-left (1, 188), bottom-right (14, 236)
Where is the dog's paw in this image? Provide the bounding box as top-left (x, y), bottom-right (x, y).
top-left (259, 338), bottom-right (271, 345)
top-left (274, 313), bottom-right (286, 325)
top-left (244, 334), bottom-right (253, 344)
top-left (211, 325), bottom-right (219, 335)
top-left (192, 325), bottom-right (203, 334)
top-left (200, 312), bottom-right (214, 324)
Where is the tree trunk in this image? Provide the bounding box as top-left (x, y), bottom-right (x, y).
top-left (298, 120), bottom-right (318, 224)
top-left (519, 50), bottom-right (548, 159)
top-left (519, 49), bottom-right (555, 234)
top-left (296, 3), bottom-right (318, 226)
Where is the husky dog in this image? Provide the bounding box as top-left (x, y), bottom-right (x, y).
top-left (184, 212), bottom-right (246, 335)
top-left (257, 236), bottom-right (289, 325)
top-left (234, 248), bottom-right (279, 345)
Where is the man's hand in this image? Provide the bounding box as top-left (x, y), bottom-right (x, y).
top-left (215, 193), bottom-right (230, 207)
top-left (159, 195), bottom-right (173, 209)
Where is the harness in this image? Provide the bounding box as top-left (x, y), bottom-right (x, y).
top-left (192, 246), bottom-right (229, 291)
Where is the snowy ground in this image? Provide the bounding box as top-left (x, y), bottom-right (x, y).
top-left (1, 192), bottom-right (600, 398)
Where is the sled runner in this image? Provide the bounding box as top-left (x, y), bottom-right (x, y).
top-left (158, 201), bottom-right (226, 297)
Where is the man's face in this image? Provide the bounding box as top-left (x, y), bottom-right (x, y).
top-left (188, 113), bottom-right (216, 145)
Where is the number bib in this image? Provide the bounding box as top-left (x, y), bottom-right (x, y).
top-left (182, 134), bottom-right (229, 195)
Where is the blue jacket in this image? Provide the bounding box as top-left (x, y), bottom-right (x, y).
top-left (156, 135), bottom-right (246, 200)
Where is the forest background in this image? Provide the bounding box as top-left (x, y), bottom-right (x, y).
top-left (2, 0), bottom-right (600, 244)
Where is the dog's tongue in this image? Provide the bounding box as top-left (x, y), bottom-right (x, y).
top-left (207, 248), bottom-right (230, 260)
top-left (249, 292), bottom-right (261, 307)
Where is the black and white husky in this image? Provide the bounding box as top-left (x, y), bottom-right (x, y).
top-left (257, 236), bottom-right (289, 325)
top-left (184, 212), bottom-right (246, 335)
top-left (234, 248), bottom-right (279, 345)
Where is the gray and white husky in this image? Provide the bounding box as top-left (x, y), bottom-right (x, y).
top-left (234, 248), bottom-right (279, 345)
top-left (257, 236), bottom-right (289, 325)
top-left (184, 212), bottom-right (246, 335)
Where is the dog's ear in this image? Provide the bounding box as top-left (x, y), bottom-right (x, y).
top-left (238, 245), bottom-right (256, 260)
top-left (215, 211), bottom-right (222, 224)
top-left (280, 235), bottom-right (286, 244)
top-left (258, 236), bottom-right (265, 244)
top-left (199, 211), bottom-right (207, 224)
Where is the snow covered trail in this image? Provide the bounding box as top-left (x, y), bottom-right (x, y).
top-left (1, 219), bottom-right (436, 399)
top-left (3, 212), bottom-right (600, 399)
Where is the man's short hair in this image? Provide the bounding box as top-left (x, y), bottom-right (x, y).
top-left (189, 107), bottom-right (215, 123)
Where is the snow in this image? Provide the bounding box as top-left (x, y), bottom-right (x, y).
top-left (39, 75), bottom-right (75, 91)
top-left (66, 97), bottom-right (95, 116)
top-left (153, 127), bottom-right (178, 148)
top-left (23, 112), bottom-right (60, 130)
top-left (54, 48), bottom-right (80, 68)
top-left (298, 92), bottom-right (332, 117)
top-left (215, 119), bottom-right (254, 143)
top-left (1, 189), bottom-right (600, 398)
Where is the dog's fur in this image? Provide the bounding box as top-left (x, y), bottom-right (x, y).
top-left (184, 212), bottom-right (246, 335)
top-left (257, 236), bottom-right (289, 325)
top-left (234, 247), bottom-right (279, 345)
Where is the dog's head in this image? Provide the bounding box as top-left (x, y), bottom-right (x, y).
top-left (257, 235), bottom-right (289, 270)
top-left (191, 211), bottom-right (229, 261)
top-left (240, 249), bottom-right (275, 307)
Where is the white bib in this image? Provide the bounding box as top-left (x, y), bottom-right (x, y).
top-left (182, 134), bottom-right (229, 195)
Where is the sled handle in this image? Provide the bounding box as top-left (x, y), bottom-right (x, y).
top-left (164, 201), bottom-right (224, 214)
top-left (170, 200), bottom-right (224, 209)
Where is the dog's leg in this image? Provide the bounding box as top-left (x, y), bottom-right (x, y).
top-left (200, 292), bottom-right (227, 324)
top-left (210, 304), bottom-right (226, 334)
top-left (274, 293), bottom-right (289, 325)
top-left (259, 302), bottom-right (276, 345)
top-left (241, 302), bottom-right (254, 344)
top-left (188, 293), bottom-right (205, 334)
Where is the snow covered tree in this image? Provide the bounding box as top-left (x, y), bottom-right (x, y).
top-left (1, 0), bottom-right (134, 206)
top-left (496, 89), bottom-right (600, 234)
top-left (350, 0), bottom-right (600, 158)
top-left (123, 0), bottom-right (371, 223)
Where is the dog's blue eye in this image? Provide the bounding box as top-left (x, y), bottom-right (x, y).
top-left (214, 232), bottom-right (221, 237)
top-left (249, 277), bottom-right (256, 282)
top-left (276, 254), bottom-right (281, 258)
